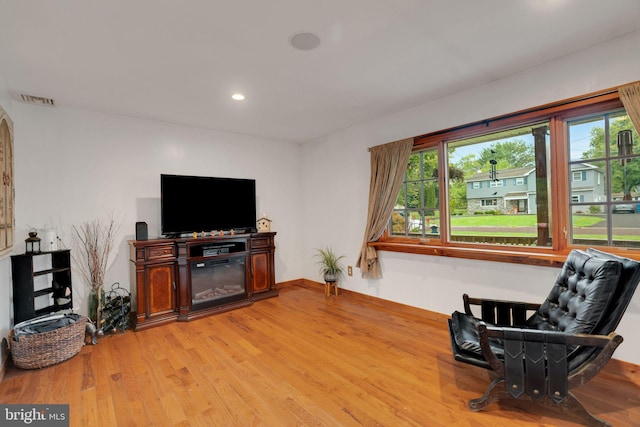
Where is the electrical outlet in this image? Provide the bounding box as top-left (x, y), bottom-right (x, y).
top-left (348, 266), bottom-right (353, 276)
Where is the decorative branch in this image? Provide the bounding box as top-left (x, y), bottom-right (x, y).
top-left (72, 215), bottom-right (119, 290)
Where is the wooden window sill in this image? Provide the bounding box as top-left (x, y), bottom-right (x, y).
top-left (370, 240), bottom-right (569, 268)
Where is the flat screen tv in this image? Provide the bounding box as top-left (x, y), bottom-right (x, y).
top-left (161, 174), bottom-right (257, 236)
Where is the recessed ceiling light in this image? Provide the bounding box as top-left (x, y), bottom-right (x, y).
top-left (232, 93), bottom-right (245, 101)
top-left (289, 32), bottom-right (321, 51)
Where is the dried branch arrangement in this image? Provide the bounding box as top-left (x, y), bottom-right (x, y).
top-left (72, 216), bottom-right (119, 290)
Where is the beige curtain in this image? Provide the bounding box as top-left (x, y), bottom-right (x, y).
top-left (619, 81), bottom-right (640, 132)
top-left (356, 138), bottom-right (413, 279)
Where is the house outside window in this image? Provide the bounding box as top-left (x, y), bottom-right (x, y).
top-left (447, 123), bottom-right (550, 246)
top-left (380, 89), bottom-right (640, 265)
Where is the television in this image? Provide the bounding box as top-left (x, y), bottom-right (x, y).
top-left (161, 174), bottom-right (257, 236)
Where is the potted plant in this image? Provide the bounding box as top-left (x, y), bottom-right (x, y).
top-left (315, 247), bottom-right (345, 282)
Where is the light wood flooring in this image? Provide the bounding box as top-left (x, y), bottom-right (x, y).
top-left (1, 282), bottom-right (639, 426)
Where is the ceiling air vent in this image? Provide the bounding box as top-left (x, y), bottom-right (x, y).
top-left (19, 94), bottom-right (56, 107)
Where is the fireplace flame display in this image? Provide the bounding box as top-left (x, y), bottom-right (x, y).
top-left (190, 255), bottom-right (246, 307)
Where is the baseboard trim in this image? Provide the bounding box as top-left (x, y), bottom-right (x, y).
top-left (276, 278), bottom-right (450, 323)
top-left (275, 278), bottom-right (308, 288)
top-left (276, 278), bottom-right (326, 289)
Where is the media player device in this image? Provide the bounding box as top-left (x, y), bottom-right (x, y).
top-left (135, 222), bottom-right (148, 240)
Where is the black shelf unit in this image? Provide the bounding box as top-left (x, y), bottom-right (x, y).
top-left (11, 249), bottom-right (73, 324)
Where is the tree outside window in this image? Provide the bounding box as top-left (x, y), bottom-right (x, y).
top-left (392, 148), bottom-right (440, 237)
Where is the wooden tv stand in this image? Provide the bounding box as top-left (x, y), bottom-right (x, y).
top-left (129, 232), bottom-right (277, 331)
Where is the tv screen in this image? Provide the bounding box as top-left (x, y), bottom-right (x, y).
top-left (161, 174), bottom-right (257, 236)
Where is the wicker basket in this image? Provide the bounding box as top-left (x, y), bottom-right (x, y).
top-left (9, 315), bottom-right (87, 369)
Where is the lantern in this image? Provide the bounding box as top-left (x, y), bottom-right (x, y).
top-left (25, 230), bottom-right (41, 254)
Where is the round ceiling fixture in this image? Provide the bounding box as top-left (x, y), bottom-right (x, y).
top-left (231, 93), bottom-right (245, 101)
top-left (289, 32), bottom-right (321, 51)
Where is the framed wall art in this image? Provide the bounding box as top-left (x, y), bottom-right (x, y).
top-left (0, 105), bottom-right (14, 257)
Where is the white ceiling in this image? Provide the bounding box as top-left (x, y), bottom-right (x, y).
top-left (1, 0), bottom-right (639, 143)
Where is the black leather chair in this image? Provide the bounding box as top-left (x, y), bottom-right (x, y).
top-left (448, 249), bottom-right (640, 426)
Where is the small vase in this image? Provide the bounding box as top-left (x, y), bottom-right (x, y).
top-left (88, 285), bottom-right (104, 324)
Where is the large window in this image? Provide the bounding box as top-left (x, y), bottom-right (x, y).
top-left (391, 148), bottom-right (440, 237)
top-left (392, 122), bottom-right (552, 247)
top-left (378, 91), bottom-right (639, 266)
top-left (568, 111), bottom-right (640, 248)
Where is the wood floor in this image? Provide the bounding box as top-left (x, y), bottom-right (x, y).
top-left (1, 282), bottom-right (639, 426)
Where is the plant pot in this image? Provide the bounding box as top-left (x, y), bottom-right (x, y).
top-left (324, 273), bottom-right (338, 282)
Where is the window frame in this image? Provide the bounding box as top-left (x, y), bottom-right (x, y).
top-left (372, 89), bottom-right (632, 267)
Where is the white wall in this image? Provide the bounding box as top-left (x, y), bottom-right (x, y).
top-left (301, 29), bottom-right (640, 364)
top-left (10, 104), bottom-right (303, 320)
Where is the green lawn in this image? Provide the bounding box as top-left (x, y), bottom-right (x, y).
top-left (404, 213), bottom-right (640, 246)
top-left (416, 214), bottom-right (640, 245)
top-left (451, 231), bottom-right (640, 240)
top-left (450, 214), bottom-right (604, 227)
top-left (573, 234), bottom-right (640, 241)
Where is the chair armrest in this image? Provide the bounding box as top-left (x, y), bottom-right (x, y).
top-left (463, 293), bottom-right (540, 326)
top-left (477, 322), bottom-right (623, 401)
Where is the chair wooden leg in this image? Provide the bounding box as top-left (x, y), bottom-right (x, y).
top-left (561, 392), bottom-right (611, 427)
top-left (469, 378), bottom-right (611, 427)
top-left (468, 377), bottom-right (509, 411)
